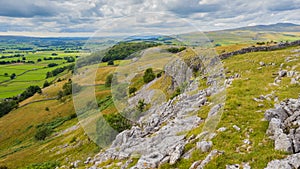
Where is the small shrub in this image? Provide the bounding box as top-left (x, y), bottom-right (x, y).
top-left (129, 87), bottom-right (137, 95)
top-left (70, 136), bottom-right (76, 143)
top-left (10, 73), bottom-right (16, 80)
top-left (156, 71), bottom-right (163, 78)
top-left (45, 107), bottom-right (50, 111)
top-left (107, 60), bottom-right (114, 65)
top-left (0, 165), bottom-right (8, 169)
top-left (170, 87), bottom-right (181, 99)
top-left (103, 113), bottom-right (132, 133)
top-left (34, 126), bottom-right (52, 141)
top-left (143, 68), bottom-right (155, 83)
top-left (167, 47), bottom-right (186, 53)
top-left (24, 161), bottom-right (59, 169)
top-left (47, 63), bottom-right (58, 67)
top-left (137, 99), bottom-right (146, 112)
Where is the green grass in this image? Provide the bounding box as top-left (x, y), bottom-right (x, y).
top-left (160, 46), bottom-right (300, 169)
top-left (0, 54), bottom-right (75, 98)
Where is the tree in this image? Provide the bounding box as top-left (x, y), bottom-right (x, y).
top-left (37, 58), bottom-right (42, 62)
top-left (107, 60), bottom-right (114, 65)
top-left (4, 73), bottom-right (8, 76)
top-left (0, 100), bottom-right (18, 118)
top-left (105, 74), bottom-right (114, 87)
top-left (10, 73), bottom-right (16, 80)
top-left (47, 63), bottom-right (58, 67)
top-left (18, 86), bottom-right (42, 102)
top-left (143, 68), bottom-right (155, 83)
top-left (43, 80), bottom-right (50, 88)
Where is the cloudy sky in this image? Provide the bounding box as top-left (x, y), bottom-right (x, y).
top-left (0, 0), bottom-right (299, 37)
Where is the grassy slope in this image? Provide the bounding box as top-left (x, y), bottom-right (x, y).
top-left (0, 63), bottom-right (117, 168)
top-left (160, 46), bottom-right (300, 169)
top-left (1, 44), bottom-right (300, 168)
top-left (206, 30), bottom-right (300, 46)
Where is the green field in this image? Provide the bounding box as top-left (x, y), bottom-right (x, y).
top-left (0, 51), bottom-right (81, 98)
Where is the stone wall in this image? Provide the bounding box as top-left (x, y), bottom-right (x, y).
top-left (219, 40), bottom-right (300, 60)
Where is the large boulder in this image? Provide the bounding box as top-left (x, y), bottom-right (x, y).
top-left (265, 153), bottom-right (300, 169)
top-left (196, 141), bottom-right (213, 153)
top-left (274, 132), bottom-right (293, 153)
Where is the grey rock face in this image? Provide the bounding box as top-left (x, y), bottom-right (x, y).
top-left (164, 58), bottom-right (193, 88)
top-left (265, 97), bottom-right (300, 153)
top-left (90, 88), bottom-right (209, 168)
top-left (135, 152), bottom-right (164, 169)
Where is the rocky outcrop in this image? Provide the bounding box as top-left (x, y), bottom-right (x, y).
top-left (89, 89), bottom-right (208, 168)
top-left (84, 42), bottom-right (226, 168)
top-left (265, 97), bottom-right (300, 153)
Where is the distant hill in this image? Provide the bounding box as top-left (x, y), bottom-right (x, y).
top-left (229, 23), bottom-right (300, 32)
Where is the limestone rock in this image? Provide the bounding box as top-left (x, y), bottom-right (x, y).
top-left (265, 96), bottom-right (300, 154)
top-left (217, 127), bottom-right (227, 132)
top-left (264, 108), bottom-right (288, 122)
top-left (259, 61), bottom-right (265, 66)
top-left (135, 152), bottom-right (164, 168)
top-left (233, 125), bottom-right (241, 131)
top-left (169, 144), bottom-right (184, 165)
top-left (196, 150), bottom-right (224, 169)
top-left (278, 70), bottom-right (287, 77)
top-left (265, 153), bottom-right (300, 169)
top-left (196, 141), bottom-right (213, 153)
top-left (274, 132), bottom-right (293, 153)
top-left (226, 164), bottom-right (240, 169)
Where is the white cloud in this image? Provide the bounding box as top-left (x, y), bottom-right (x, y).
top-left (0, 0), bottom-right (298, 36)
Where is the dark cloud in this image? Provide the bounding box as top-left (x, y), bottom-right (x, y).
top-left (166, 0), bottom-right (221, 16)
top-left (267, 0), bottom-right (300, 11)
top-left (0, 1), bottom-right (61, 17)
